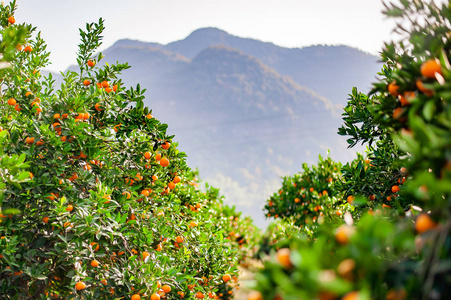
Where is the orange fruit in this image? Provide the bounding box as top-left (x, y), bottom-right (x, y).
top-left (416, 79), bottom-right (434, 96)
top-left (151, 294), bottom-right (160, 300)
top-left (415, 213), bottom-right (437, 234)
top-left (131, 295), bottom-right (141, 300)
top-left (142, 251), bottom-right (150, 260)
top-left (162, 141), bottom-right (170, 150)
top-left (400, 167), bottom-right (408, 174)
top-left (75, 281), bottom-right (86, 290)
top-left (87, 60), bottom-right (95, 67)
top-left (122, 191), bottom-right (131, 199)
top-left (386, 288), bottom-right (407, 300)
top-left (113, 84), bottom-right (118, 92)
top-left (8, 16), bottom-right (15, 24)
top-left (7, 98), bottom-right (16, 106)
top-left (24, 45), bottom-right (32, 52)
top-left (144, 151), bottom-right (151, 159)
top-left (105, 87), bottom-right (112, 93)
top-left (347, 195), bottom-right (355, 204)
top-left (54, 113), bottom-right (60, 119)
top-left (176, 236), bottom-right (184, 243)
top-left (337, 258), bottom-right (355, 281)
top-left (141, 189), bottom-right (150, 197)
top-left (342, 291), bottom-right (359, 300)
top-left (95, 103), bottom-right (102, 111)
top-left (168, 182), bottom-right (176, 189)
top-left (391, 185), bottom-right (400, 193)
top-left (222, 274), bottom-right (231, 282)
top-left (388, 82), bottom-right (400, 97)
top-left (392, 107), bottom-right (405, 120)
top-left (14, 104), bottom-right (21, 111)
top-left (83, 79), bottom-right (91, 86)
top-left (247, 291), bottom-right (263, 300)
top-left (90, 260), bottom-right (100, 267)
top-left (101, 81), bottom-right (109, 88)
top-left (155, 244), bottom-right (162, 251)
top-left (173, 176), bottom-right (181, 183)
top-left (42, 216), bottom-right (49, 224)
top-left (90, 242), bottom-right (100, 251)
top-left (421, 59), bottom-right (442, 78)
top-left (160, 158), bottom-right (169, 167)
top-left (146, 113), bottom-right (153, 119)
top-left (276, 248), bottom-right (293, 269)
top-left (190, 221), bottom-right (197, 227)
top-left (335, 225), bottom-right (355, 245)
top-left (398, 91), bottom-right (415, 106)
top-left (155, 153), bottom-right (162, 161)
top-left (66, 204), bottom-right (74, 212)
top-left (195, 292), bottom-right (205, 299)
top-left (25, 137), bottom-right (35, 145)
top-left (162, 285), bottom-right (171, 293)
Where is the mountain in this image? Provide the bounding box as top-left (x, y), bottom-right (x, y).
top-left (61, 28), bottom-right (381, 228)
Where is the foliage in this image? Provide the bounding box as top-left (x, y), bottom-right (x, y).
top-left (252, 0), bottom-right (451, 299)
top-left (0, 1), bottom-right (258, 299)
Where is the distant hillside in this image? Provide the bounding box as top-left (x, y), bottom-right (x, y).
top-left (59, 28), bottom-right (380, 228)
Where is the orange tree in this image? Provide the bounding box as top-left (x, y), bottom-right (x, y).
top-left (0, 2), bottom-right (256, 299)
top-left (251, 1), bottom-right (451, 299)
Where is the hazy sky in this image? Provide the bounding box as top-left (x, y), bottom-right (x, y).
top-left (11, 0), bottom-right (397, 72)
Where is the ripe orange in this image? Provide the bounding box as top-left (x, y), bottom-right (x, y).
top-left (83, 79), bottom-right (91, 86)
top-left (421, 59), bottom-right (442, 78)
top-left (162, 285), bottom-right (171, 293)
top-left (342, 291), bottom-right (359, 300)
top-left (416, 79), bottom-right (434, 96)
top-left (113, 84), bottom-right (118, 92)
top-left (90, 260), bottom-right (100, 267)
top-left (415, 213), bottom-right (437, 234)
top-left (347, 195), bottom-right (355, 204)
top-left (95, 103), bottom-right (102, 111)
top-left (168, 182), bottom-right (176, 189)
top-left (25, 137), bottom-right (35, 144)
top-left (105, 87), bottom-right (112, 93)
top-left (222, 274), bottom-right (231, 282)
top-left (391, 185), bottom-right (400, 193)
top-left (141, 189), bottom-right (150, 197)
top-left (23, 45), bottom-right (32, 52)
top-left (160, 158), bottom-right (169, 167)
top-left (14, 104), bottom-right (21, 111)
top-left (75, 281), bottom-right (86, 290)
top-left (101, 81), bottom-right (109, 88)
top-left (87, 60), bottom-right (95, 67)
top-left (155, 153), bottom-right (162, 161)
top-left (337, 258), bottom-right (355, 281)
top-left (7, 98), bottom-right (16, 106)
top-left (8, 16), bottom-right (15, 24)
top-left (335, 225), bottom-right (354, 245)
top-left (151, 294), bottom-right (160, 300)
top-left (66, 204), bottom-right (74, 212)
top-left (276, 248), bottom-right (293, 269)
top-left (131, 295), bottom-right (141, 300)
top-left (90, 242), bottom-right (100, 251)
top-left (190, 221), bottom-right (198, 227)
top-left (162, 141), bottom-right (170, 150)
top-left (176, 236), bottom-right (184, 243)
top-left (142, 251), bottom-right (150, 260)
top-left (146, 113), bottom-right (153, 119)
top-left (388, 82), bottom-right (400, 97)
top-left (144, 151), bottom-right (151, 159)
top-left (173, 176), bottom-right (181, 183)
top-left (398, 91), bottom-right (415, 106)
top-left (42, 216), bottom-right (49, 224)
top-left (392, 107), bottom-right (405, 120)
top-left (195, 292), bottom-right (205, 299)
top-left (247, 291), bottom-right (263, 300)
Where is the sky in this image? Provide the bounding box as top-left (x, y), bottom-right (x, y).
top-left (11, 0), bottom-right (398, 73)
